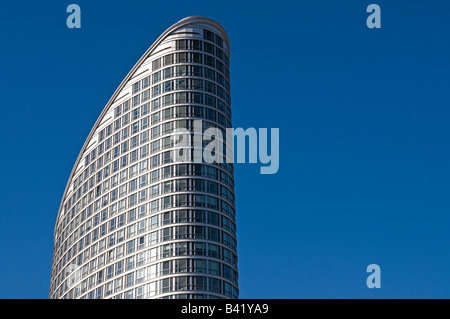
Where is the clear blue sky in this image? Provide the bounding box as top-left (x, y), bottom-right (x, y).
top-left (0, 0), bottom-right (449, 299)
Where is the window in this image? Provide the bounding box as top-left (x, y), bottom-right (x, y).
top-left (191, 52), bottom-right (202, 64)
top-left (131, 149), bottom-right (138, 162)
top-left (133, 95), bottom-right (140, 107)
top-left (204, 42), bottom-right (214, 54)
top-left (224, 282), bottom-right (234, 298)
top-left (152, 112), bottom-right (160, 125)
top-left (139, 174), bottom-right (147, 187)
top-left (152, 126), bottom-right (160, 139)
top-left (118, 214), bottom-right (125, 227)
top-left (126, 272), bottom-right (134, 288)
top-left (114, 119), bottom-right (121, 131)
top-left (208, 227), bottom-right (219, 242)
top-left (106, 124), bottom-right (112, 136)
top-left (175, 78), bottom-right (186, 90)
top-left (162, 181), bottom-right (172, 194)
top-left (151, 140), bottom-right (160, 154)
top-left (194, 226), bottom-right (206, 239)
top-left (151, 155), bottom-right (159, 168)
top-left (150, 215), bottom-right (158, 229)
top-left (176, 39), bottom-right (187, 50)
top-left (175, 242), bottom-right (187, 256)
top-left (163, 94), bottom-right (173, 106)
top-left (123, 114), bottom-right (130, 126)
top-left (152, 71), bottom-right (161, 84)
top-left (138, 204), bottom-right (146, 217)
top-left (115, 277), bottom-right (123, 292)
top-left (162, 196), bottom-right (172, 209)
top-left (161, 278), bottom-right (171, 293)
top-left (152, 84), bottom-right (161, 97)
top-left (177, 52), bottom-right (188, 63)
top-left (192, 40), bottom-right (202, 51)
top-left (129, 179), bottom-right (137, 192)
top-left (140, 130), bottom-right (148, 143)
top-left (141, 103), bottom-right (149, 115)
top-left (204, 67), bottom-right (215, 80)
top-left (205, 55), bottom-right (215, 68)
top-left (151, 185), bottom-right (159, 198)
top-left (128, 209), bottom-right (136, 222)
top-left (105, 138), bottom-right (111, 150)
top-left (210, 277), bottom-right (221, 293)
top-left (164, 80), bottom-right (174, 93)
top-left (204, 29), bottom-right (215, 42)
top-left (132, 122), bottom-right (139, 135)
top-left (136, 269), bottom-right (145, 285)
top-left (140, 145), bottom-right (148, 158)
top-left (192, 92), bottom-right (202, 104)
top-left (175, 65), bottom-right (187, 76)
top-left (133, 108), bottom-right (140, 121)
top-left (209, 260), bottom-right (220, 276)
top-left (208, 243), bottom-right (219, 258)
top-left (141, 117), bottom-right (148, 129)
top-left (117, 229), bottom-right (124, 243)
top-left (132, 82), bottom-right (140, 94)
top-left (175, 276), bottom-right (188, 291)
top-left (121, 141), bottom-right (128, 154)
top-left (114, 133), bottom-right (120, 146)
top-left (216, 48), bottom-right (224, 61)
top-left (193, 276), bottom-right (206, 291)
top-left (216, 35), bottom-right (224, 48)
top-left (222, 264), bottom-right (233, 282)
top-left (119, 185), bottom-right (127, 198)
top-left (123, 100), bottom-right (130, 113)
top-left (138, 236), bottom-right (145, 249)
top-left (176, 106), bottom-right (187, 117)
top-left (164, 67), bottom-right (173, 79)
top-left (130, 164), bottom-right (138, 177)
top-left (121, 155), bottom-right (128, 168)
top-left (142, 76), bottom-right (150, 89)
top-left (194, 259), bottom-right (207, 273)
top-left (127, 239), bottom-right (135, 254)
top-left (150, 200), bottom-right (159, 213)
top-left (205, 81), bottom-right (215, 94)
top-left (163, 136), bottom-right (172, 149)
top-left (149, 231), bottom-right (158, 244)
top-left (109, 218), bottom-right (116, 232)
top-left (191, 65), bottom-right (202, 77)
top-left (176, 225), bottom-right (188, 238)
top-left (152, 58), bottom-right (161, 71)
top-left (97, 270), bottom-right (104, 284)
top-left (163, 54), bottom-right (174, 66)
top-left (162, 227), bottom-right (172, 241)
top-left (129, 194), bottom-right (137, 207)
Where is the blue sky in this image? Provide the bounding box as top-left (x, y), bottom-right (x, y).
top-left (0, 0), bottom-right (450, 298)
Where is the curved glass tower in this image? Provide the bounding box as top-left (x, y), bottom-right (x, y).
top-left (49, 16), bottom-right (238, 299)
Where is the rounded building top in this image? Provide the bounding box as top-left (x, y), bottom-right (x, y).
top-left (54, 16), bottom-right (230, 230)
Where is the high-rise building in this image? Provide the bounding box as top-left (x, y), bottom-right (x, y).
top-left (49, 16), bottom-right (238, 299)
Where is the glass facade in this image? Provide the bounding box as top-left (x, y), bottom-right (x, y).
top-left (49, 17), bottom-right (238, 299)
